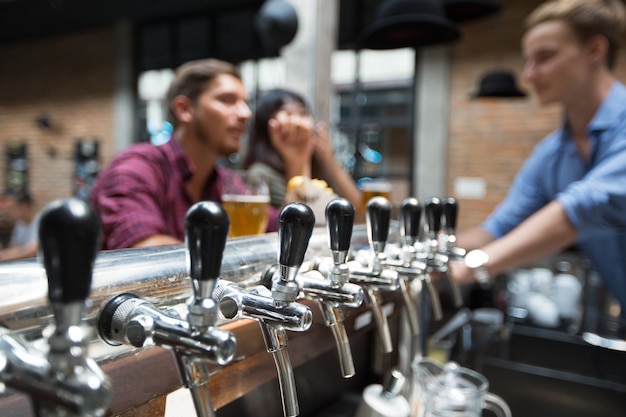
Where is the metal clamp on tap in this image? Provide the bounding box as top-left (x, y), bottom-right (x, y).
top-left (97, 202), bottom-right (237, 417)
top-left (214, 203), bottom-right (315, 417)
top-left (347, 197), bottom-right (400, 354)
top-left (420, 197), bottom-right (463, 308)
top-left (0, 198), bottom-right (112, 417)
top-left (298, 198), bottom-right (364, 378)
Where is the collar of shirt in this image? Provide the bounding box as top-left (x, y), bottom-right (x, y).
top-left (163, 136), bottom-right (194, 183)
top-left (161, 137), bottom-right (226, 202)
top-left (558, 81), bottom-right (626, 164)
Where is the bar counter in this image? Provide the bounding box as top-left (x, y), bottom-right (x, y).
top-left (0, 224), bottom-right (402, 417)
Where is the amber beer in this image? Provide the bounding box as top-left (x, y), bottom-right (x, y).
top-left (360, 180), bottom-right (392, 213)
top-left (222, 194), bottom-right (270, 237)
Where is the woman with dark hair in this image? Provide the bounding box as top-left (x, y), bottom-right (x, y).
top-left (243, 89), bottom-right (362, 213)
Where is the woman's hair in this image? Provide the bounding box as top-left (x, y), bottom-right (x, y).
top-left (242, 89), bottom-right (311, 174)
top-left (525, 0), bottom-right (626, 69)
top-left (165, 58), bottom-right (241, 128)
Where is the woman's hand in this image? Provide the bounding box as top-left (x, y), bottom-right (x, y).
top-left (268, 110), bottom-right (316, 178)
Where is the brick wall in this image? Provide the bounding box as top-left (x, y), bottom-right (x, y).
top-left (447, 0), bottom-right (626, 230)
top-left (0, 28), bottom-right (116, 212)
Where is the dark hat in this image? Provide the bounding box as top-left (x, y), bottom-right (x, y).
top-left (254, 0), bottom-right (299, 57)
top-left (359, 0), bottom-right (461, 50)
top-left (471, 69), bottom-right (526, 98)
top-left (443, 0), bottom-right (502, 23)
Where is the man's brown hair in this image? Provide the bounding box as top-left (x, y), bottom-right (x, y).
top-left (525, 0), bottom-right (626, 69)
top-left (165, 59), bottom-right (241, 127)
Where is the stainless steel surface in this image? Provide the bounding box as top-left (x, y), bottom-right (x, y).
top-left (0, 230), bottom-right (339, 360)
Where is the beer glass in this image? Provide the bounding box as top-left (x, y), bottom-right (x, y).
top-left (360, 179), bottom-right (392, 214)
top-left (222, 170), bottom-right (271, 237)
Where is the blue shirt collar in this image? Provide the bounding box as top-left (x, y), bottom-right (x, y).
top-left (588, 81), bottom-right (626, 133)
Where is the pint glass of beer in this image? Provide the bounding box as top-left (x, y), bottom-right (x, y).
top-left (222, 170), bottom-right (270, 237)
top-left (360, 179), bottom-right (392, 214)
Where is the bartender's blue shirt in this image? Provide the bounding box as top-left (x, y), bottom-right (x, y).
top-left (482, 81), bottom-right (626, 309)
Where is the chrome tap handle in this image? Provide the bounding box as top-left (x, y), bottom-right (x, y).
top-left (400, 197), bottom-right (421, 247)
top-left (184, 201), bottom-right (230, 333)
top-left (98, 293), bottom-right (236, 365)
top-left (273, 203), bottom-right (315, 305)
top-left (40, 199), bottom-right (100, 309)
top-left (185, 201), bottom-right (230, 294)
top-left (38, 198), bottom-right (111, 417)
top-left (327, 198), bottom-right (354, 259)
top-left (442, 197), bottom-right (458, 238)
top-left (213, 279), bottom-right (313, 417)
top-left (397, 197), bottom-right (444, 324)
top-left (424, 198), bottom-right (463, 307)
top-left (366, 197), bottom-right (392, 275)
top-left (279, 202), bottom-right (316, 269)
top-left (424, 197), bottom-right (442, 244)
top-left (326, 198), bottom-right (355, 286)
top-left (442, 197), bottom-right (465, 261)
top-left (395, 198), bottom-right (424, 336)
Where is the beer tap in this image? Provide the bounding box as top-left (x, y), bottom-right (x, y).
top-left (98, 201), bottom-right (236, 417)
top-left (421, 197), bottom-right (463, 307)
top-left (214, 203), bottom-right (315, 417)
top-left (298, 198), bottom-right (364, 378)
top-left (389, 198), bottom-right (443, 329)
top-left (442, 197), bottom-right (465, 261)
top-left (0, 198), bottom-right (112, 417)
top-left (347, 197), bottom-right (400, 354)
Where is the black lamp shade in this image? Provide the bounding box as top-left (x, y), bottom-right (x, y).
top-left (359, 0), bottom-right (461, 50)
top-left (444, 0), bottom-right (502, 23)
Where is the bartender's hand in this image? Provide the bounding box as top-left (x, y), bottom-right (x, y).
top-left (449, 259), bottom-right (477, 285)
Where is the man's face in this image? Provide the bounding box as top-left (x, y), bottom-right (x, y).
top-left (191, 74), bottom-right (252, 156)
top-left (522, 20), bottom-right (593, 106)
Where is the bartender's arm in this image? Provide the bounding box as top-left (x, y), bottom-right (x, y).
top-left (451, 200), bottom-right (578, 284)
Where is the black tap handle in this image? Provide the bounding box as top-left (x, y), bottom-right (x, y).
top-left (326, 198), bottom-right (355, 252)
top-left (39, 198), bottom-right (101, 304)
top-left (400, 198), bottom-right (422, 241)
top-left (185, 201), bottom-right (230, 282)
top-left (366, 196), bottom-right (391, 245)
top-left (442, 197), bottom-right (458, 235)
top-left (279, 203), bottom-right (315, 268)
top-left (424, 197), bottom-right (442, 238)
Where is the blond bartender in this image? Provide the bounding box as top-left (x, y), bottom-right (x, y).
top-left (242, 89), bottom-right (363, 215)
top-left (451, 0), bottom-right (626, 314)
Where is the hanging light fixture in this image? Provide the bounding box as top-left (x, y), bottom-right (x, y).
top-left (471, 69), bottom-right (526, 98)
top-left (254, 0), bottom-right (299, 58)
top-left (359, 0), bottom-right (461, 50)
top-left (443, 0), bottom-right (502, 23)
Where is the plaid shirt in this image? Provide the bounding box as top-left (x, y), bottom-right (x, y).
top-left (89, 139), bottom-right (279, 250)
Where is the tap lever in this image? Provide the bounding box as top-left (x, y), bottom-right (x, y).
top-left (184, 202), bottom-right (231, 335)
top-left (35, 198), bottom-right (111, 416)
top-left (424, 197), bottom-right (442, 243)
top-left (39, 198), bottom-right (101, 308)
top-left (273, 203), bottom-right (315, 305)
top-left (185, 201), bottom-right (230, 287)
top-left (366, 196), bottom-right (392, 256)
top-left (326, 198), bottom-right (355, 256)
top-left (400, 197), bottom-right (422, 247)
top-left (279, 202), bottom-right (316, 270)
top-left (442, 197), bottom-right (458, 237)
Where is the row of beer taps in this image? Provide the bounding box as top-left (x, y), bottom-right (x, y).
top-left (0, 194), bottom-right (464, 417)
